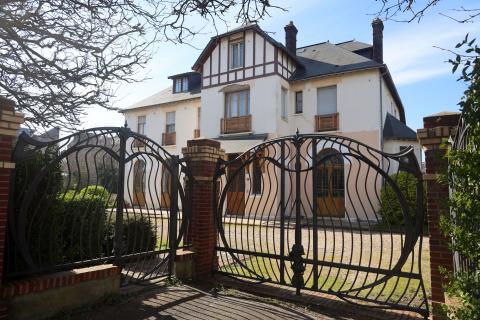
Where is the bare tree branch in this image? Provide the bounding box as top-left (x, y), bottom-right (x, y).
top-left (0, 0), bottom-right (283, 130)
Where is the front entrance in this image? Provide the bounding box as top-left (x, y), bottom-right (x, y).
top-left (214, 134), bottom-right (428, 318)
top-left (226, 154), bottom-right (245, 215)
top-left (316, 149), bottom-right (345, 217)
top-left (133, 160), bottom-right (146, 207)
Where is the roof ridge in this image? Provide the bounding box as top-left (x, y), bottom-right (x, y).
top-left (335, 39), bottom-right (356, 45)
top-left (297, 41), bottom-right (329, 49)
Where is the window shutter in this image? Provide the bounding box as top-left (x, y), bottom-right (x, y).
top-left (317, 86), bottom-right (337, 115)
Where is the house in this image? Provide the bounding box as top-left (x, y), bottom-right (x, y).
top-left (121, 19), bottom-right (421, 219)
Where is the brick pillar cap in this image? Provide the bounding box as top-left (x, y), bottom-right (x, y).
top-left (423, 111), bottom-right (461, 128)
top-left (0, 96), bottom-right (16, 112)
top-left (187, 138), bottom-right (220, 148)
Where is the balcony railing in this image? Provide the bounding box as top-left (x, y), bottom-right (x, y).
top-left (194, 128), bottom-right (200, 138)
top-left (315, 113), bottom-right (339, 132)
top-left (221, 115), bottom-right (252, 134)
top-left (162, 132), bottom-right (176, 146)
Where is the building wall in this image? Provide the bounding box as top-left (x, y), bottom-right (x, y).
top-left (200, 75), bottom-right (287, 138)
top-left (201, 30), bottom-right (296, 89)
top-left (122, 99), bottom-right (200, 209)
top-left (123, 98), bottom-right (201, 156)
top-left (286, 69), bottom-right (383, 139)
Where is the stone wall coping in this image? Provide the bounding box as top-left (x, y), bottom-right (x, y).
top-left (1, 264), bottom-right (121, 299)
top-left (0, 162), bottom-right (15, 169)
top-left (0, 108), bottom-right (25, 137)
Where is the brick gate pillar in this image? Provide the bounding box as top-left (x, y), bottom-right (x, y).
top-left (182, 139), bottom-right (224, 278)
top-left (417, 112), bottom-right (460, 320)
top-left (0, 97), bottom-right (24, 318)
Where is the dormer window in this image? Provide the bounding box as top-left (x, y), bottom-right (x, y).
top-left (230, 40), bottom-right (244, 69)
top-left (174, 77), bottom-right (188, 93)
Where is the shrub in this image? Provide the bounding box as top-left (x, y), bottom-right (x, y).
top-left (59, 191), bottom-right (109, 262)
top-left (106, 217), bottom-right (156, 256)
top-left (379, 172), bottom-right (424, 226)
top-left (79, 185), bottom-right (109, 200)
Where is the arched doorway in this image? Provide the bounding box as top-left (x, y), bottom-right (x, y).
top-left (133, 160), bottom-right (146, 207)
top-left (316, 149), bottom-right (345, 217)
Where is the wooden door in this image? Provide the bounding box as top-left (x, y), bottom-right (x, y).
top-left (226, 154), bottom-right (245, 215)
top-left (133, 160), bottom-right (146, 207)
top-left (160, 164), bottom-right (172, 209)
top-left (316, 150), bottom-right (345, 217)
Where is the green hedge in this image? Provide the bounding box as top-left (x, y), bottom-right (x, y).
top-left (379, 172), bottom-right (425, 226)
top-left (106, 217), bottom-right (156, 256)
top-left (9, 147), bottom-right (156, 274)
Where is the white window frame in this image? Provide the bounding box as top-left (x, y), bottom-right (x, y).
top-left (230, 40), bottom-right (245, 70)
top-left (137, 115), bottom-right (146, 134)
top-left (281, 88), bottom-right (288, 120)
top-left (225, 90), bottom-right (250, 118)
top-left (317, 85), bottom-right (337, 116)
top-left (174, 77), bottom-right (188, 93)
top-left (166, 111), bottom-right (175, 133)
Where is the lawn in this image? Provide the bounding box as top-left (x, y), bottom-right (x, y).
top-left (218, 224), bottom-right (430, 312)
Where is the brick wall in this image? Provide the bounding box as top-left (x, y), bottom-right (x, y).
top-left (417, 112), bottom-right (460, 320)
top-left (0, 97), bottom-right (25, 318)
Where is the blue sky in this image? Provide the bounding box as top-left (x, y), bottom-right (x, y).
top-left (82, 0), bottom-right (480, 132)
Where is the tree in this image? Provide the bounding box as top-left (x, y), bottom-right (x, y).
top-left (374, 0), bottom-right (479, 23)
top-left (0, 0), bottom-right (283, 130)
top-left (374, 2), bottom-right (480, 319)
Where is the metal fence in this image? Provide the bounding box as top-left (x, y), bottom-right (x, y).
top-left (213, 133), bottom-right (428, 318)
top-left (6, 127), bottom-right (190, 285)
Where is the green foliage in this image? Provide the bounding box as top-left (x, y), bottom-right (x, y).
top-left (440, 35), bottom-right (480, 320)
top-left (379, 172), bottom-right (423, 226)
top-left (9, 148), bottom-right (65, 270)
top-left (106, 217), bottom-right (156, 255)
top-left (79, 185), bottom-right (109, 200)
top-left (59, 191), bottom-right (109, 262)
top-left (97, 164), bottom-right (118, 193)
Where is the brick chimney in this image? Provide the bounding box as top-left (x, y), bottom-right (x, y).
top-left (284, 21), bottom-right (298, 55)
top-left (372, 18), bottom-right (384, 63)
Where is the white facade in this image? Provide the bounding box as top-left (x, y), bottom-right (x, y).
top-left (123, 97), bottom-right (200, 156)
top-left (121, 23), bottom-right (421, 219)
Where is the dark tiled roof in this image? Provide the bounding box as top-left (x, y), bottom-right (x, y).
top-left (291, 41), bottom-right (382, 81)
top-left (336, 40), bottom-right (372, 52)
top-left (291, 41), bottom-right (405, 123)
top-left (383, 113), bottom-right (417, 141)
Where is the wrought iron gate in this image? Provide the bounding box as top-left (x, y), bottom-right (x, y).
top-left (213, 133), bottom-right (428, 318)
top-left (6, 127), bottom-right (190, 285)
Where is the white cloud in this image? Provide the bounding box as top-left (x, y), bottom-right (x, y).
top-left (393, 67), bottom-right (450, 86)
top-left (384, 18), bottom-right (479, 85)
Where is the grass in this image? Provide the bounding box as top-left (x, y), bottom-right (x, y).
top-left (220, 245), bottom-right (430, 309)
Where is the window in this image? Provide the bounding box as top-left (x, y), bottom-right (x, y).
top-left (174, 77), bottom-right (188, 93)
top-left (166, 111), bottom-right (175, 133)
top-left (197, 107), bottom-right (201, 128)
top-left (137, 116), bottom-right (146, 134)
top-left (281, 88), bottom-right (288, 119)
top-left (251, 157), bottom-right (262, 195)
top-left (230, 40), bottom-right (245, 69)
top-left (295, 91), bottom-right (303, 114)
top-left (225, 91), bottom-right (249, 118)
top-left (317, 86), bottom-right (337, 115)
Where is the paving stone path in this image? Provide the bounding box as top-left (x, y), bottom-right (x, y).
top-left (66, 285), bottom-right (339, 320)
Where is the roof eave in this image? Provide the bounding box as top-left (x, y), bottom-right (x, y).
top-left (381, 66), bottom-right (406, 124)
top-left (119, 96), bottom-right (201, 113)
top-left (289, 65), bottom-right (381, 83)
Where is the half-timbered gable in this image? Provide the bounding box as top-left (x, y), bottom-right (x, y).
top-left (193, 24), bottom-right (298, 89)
